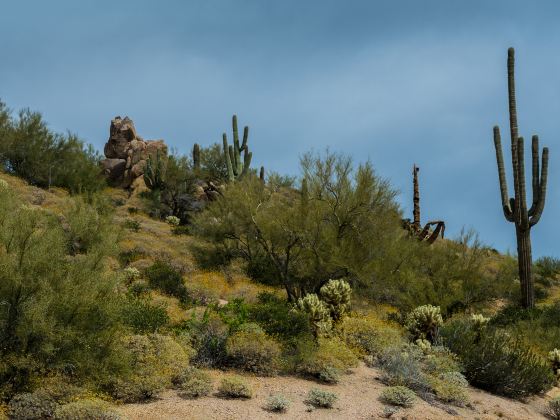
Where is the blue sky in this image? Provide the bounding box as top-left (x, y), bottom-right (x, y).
top-left (1, 1), bottom-right (559, 257)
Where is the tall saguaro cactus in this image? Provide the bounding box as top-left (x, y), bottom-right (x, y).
top-left (222, 115), bottom-right (252, 182)
top-left (493, 47), bottom-right (549, 309)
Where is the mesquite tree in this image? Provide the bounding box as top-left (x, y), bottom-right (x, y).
top-left (493, 48), bottom-right (549, 308)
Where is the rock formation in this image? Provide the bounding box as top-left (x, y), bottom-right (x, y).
top-left (100, 116), bottom-right (167, 189)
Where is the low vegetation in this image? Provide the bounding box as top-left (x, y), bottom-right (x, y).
top-left (0, 92), bottom-right (559, 417)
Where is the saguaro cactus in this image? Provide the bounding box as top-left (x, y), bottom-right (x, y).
top-left (143, 150), bottom-right (166, 190)
top-left (493, 47), bottom-right (549, 309)
top-left (192, 143), bottom-right (201, 171)
top-left (222, 115), bottom-right (252, 182)
top-left (402, 165), bottom-right (445, 245)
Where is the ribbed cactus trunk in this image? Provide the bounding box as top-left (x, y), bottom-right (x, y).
top-left (412, 165), bottom-right (421, 232)
top-left (192, 143), bottom-right (200, 171)
top-left (493, 48), bottom-right (549, 309)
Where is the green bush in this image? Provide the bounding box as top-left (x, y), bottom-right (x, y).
top-left (441, 319), bottom-right (554, 399)
top-left (379, 386), bottom-right (416, 408)
top-left (405, 305), bottom-right (443, 343)
top-left (120, 297), bottom-right (169, 333)
top-left (297, 338), bottom-right (358, 383)
top-left (0, 190), bottom-right (124, 397)
top-left (265, 394), bottom-right (290, 412)
top-left (0, 102), bottom-right (105, 194)
top-left (429, 372), bottom-right (469, 405)
top-left (547, 397), bottom-right (560, 420)
top-left (376, 343), bottom-right (468, 405)
top-left (173, 367), bottom-right (213, 399)
top-left (123, 219), bottom-right (141, 232)
top-left (218, 376), bottom-right (252, 399)
top-left (376, 344), bottom-right (428, 392)
top-left (7, 392), bottom-right (58, 420)
top-left (226, 323), bottom-right (281, 376)
top-left (109, 334), bottom-right (192, 402)
top-left (181, 310), bottom-right (229, 368)
top-left (144, 261), bottom-right (188, 302)
top-left (249, 292), bottom-right (311, 341)
top-left (54, 399), bottom-right (121, 420)
top-left (306, 388), bottom-right (337, 408)
top-left (340, 315), bottom-right (404, 357)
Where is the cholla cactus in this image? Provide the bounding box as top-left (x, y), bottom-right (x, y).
top-left (470, 314), bottom-right (490, 330)
top-left (0, 179), bottom-right (8, 190)
top-left (414, 338), bottom-right (432, 354)
top-left (405, 304), bottom-right (443, 343)
top-left (548, 348), bottom-right (560, 379)
top-left (296, 294), bottom-right (332, 337)
top-left (319, 279), bottom-right (351, 323)
top-left (124, 267), bottom-right (141, 282)
top-left (165, 215), bottom-right (180, 226)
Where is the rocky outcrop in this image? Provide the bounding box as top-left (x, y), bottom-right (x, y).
top-left (101, 116), bottom-right (167, 188)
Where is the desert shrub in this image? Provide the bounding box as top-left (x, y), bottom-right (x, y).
top-left (319, 279), bottom-right (351, 323)
top-left (298, 338), bottom-right (358, 383)
top-left (218, 376), bottom-right (252, 399)
top-left (118, 248), bottom-right (147, 266)
top-left (377, 343), bottom-right (467, 404)
top-left (491, 303), bottom-right (560, 357)
top-left (62, 196), bottom-right (116, 255)
top-left (7, 391), bottom-right (58, 420)
top-left (547, 397), bottom-right (560, 420)
top-left (265, 394), bottom-right (290, 413)
top-left (340, 315), bottom-right (404, 357)
top-left (128, 281), bottom-right (150, 297)
top-left (184, 282), bottom-right (220, 305)
top-left (32, 381), bottom-right (83, 406)
top-left (441, 319), bottom-right (554, 399)
top-left (120, 297), bottom-right (169, 333)
top-left (181, 310), bottom-right (229, 368)
top-left (109, 334), bottom-right (192, 402)
top-left (54, 399), bottom-right (121, 420)
top-left (379, 386), bottom-right (416, 408)
top-left (429, 372), bottom-right (469, 405)
top-left (421, 346), bottom-right (462, 376)
top-left (123, 218), bottom-right (141, 232)
top-left (0, 191), bottom-right (124, 396)
top-left (216, 298), bottom-right (250, 332)
top-left (535, 256), bottom-right (560, 286)
top-left (173, 367), bottom-right (213, 399)
top-left (165, 215), bottom-right (180, 226)
top-left (249, 292), bottom-right (311, 341)
top-left (376, 344), bottom-right (428, 391)
top-left (306, 388), bottom-right (337, 408)
top-left (144, 261), bottom-right (188, 302)
top-left (123, 267), bottom-right (141, 283)
top-left (549, 349), bottom-right (560, 379)
top-left (405, 305), bottom-right (443, 343)
top-left (0, 103), bottom-right (105, 194)
top-left (296, 294), bottom-right (332, 337)
top-left (226, 323), bottom-right (281, 375)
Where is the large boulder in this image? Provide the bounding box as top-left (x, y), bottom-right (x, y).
top-left (100, 116), bottom-right (167, 188)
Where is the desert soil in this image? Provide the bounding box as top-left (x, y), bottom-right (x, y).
top-left (117, 363), bottom-right (558, 420)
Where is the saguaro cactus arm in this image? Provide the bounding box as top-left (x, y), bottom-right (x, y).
top-left (529, 141), bottom-right (549, 226)
top-left (493, 126), bottom-right (514, 222)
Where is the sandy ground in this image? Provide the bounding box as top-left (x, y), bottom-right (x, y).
top-left (117, 363), bottom-right (557, 420)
